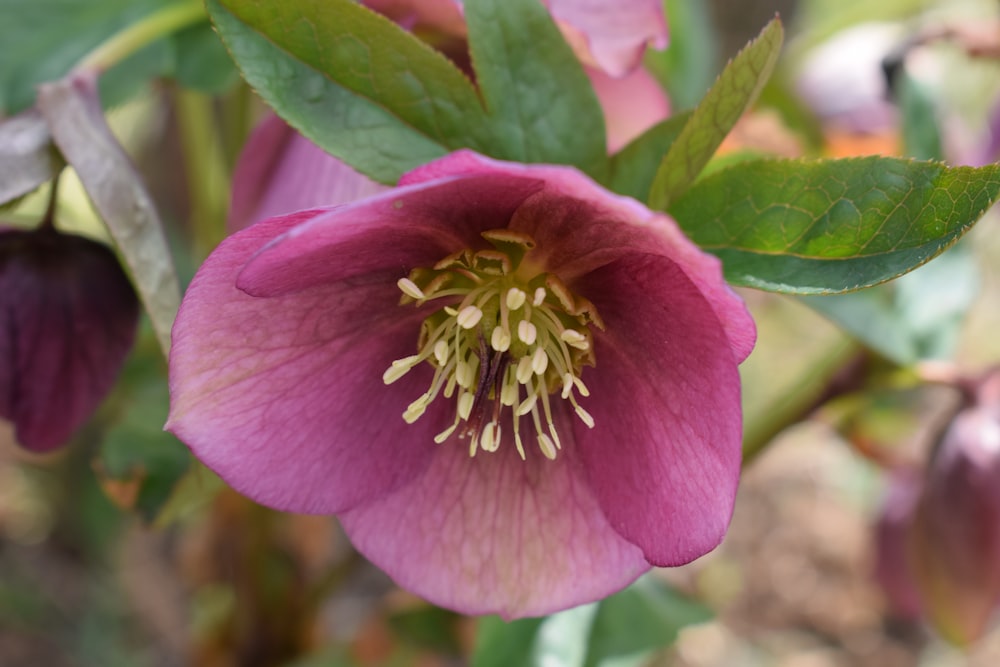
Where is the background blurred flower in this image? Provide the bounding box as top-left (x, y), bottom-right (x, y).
top-left (0, 225), bottom-right (139, 451)
top-left (168, 150), bottom-right (754, 618)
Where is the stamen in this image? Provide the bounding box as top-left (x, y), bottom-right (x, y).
top-left (518, 320), bottom-right (537, 345)
top-left (457, 305), bottom-right (483, 329)
top-left (387, 228), bottom-right (600, 460)
top-left (397, 277), bottom-right (425, 300)
top-left (506, 287), bottom-right (527, 310)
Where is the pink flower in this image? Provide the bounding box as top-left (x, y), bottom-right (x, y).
top-left (167, 150), bottom-right (754, 617)
top-left (1, 226), bottom-right (139, 451)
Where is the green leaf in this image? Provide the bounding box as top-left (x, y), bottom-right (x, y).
top-left (172, 21), bottom-right (240, 93)
top-left (583, 576), bottom-right (712, 667)
top-left (471, 576), bottom-right (710, 667)
top-left (607, 112), bottom-right (690, 201)
top-left (37, 73), bottom-right (181, 354)
top-left (803, 243), bottom-right (979, 364)
top-left (217, 0), bottom-right (491, 149)
top-left (648, 18), bottom-right (783, 211)
top-left (0, 0), bottom-right (162, 113)
top-left (465, 0), bottom-right (608, 178)
top-left (897, 73), bottom-right (943, 161)
top-left (669, 157), bottom-right (1000, 294)
top-left (644, 0), bottom-right (718, 111)
top-left (207, 0), bottom-right (449, 183)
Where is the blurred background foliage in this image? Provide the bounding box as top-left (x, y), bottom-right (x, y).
top-left (4, 0), bottom-right (1000, 664)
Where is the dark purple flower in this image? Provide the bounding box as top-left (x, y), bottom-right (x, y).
top-left (167, 150), bottom-right (754, 617)
top-left (0, 225), bottom-right (139, 451)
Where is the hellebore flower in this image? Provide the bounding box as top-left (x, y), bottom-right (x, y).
top-left (908, 370), bottom-right (1000, 645)
top-left (0, 225), bottom-right (139, 451)
top-left (167, 150), bottom-right (755, 617)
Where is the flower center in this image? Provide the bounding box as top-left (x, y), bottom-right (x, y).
top-left (383, 229), bottom-right (601, 460)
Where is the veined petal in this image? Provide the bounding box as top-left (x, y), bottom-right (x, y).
top-left (237, 174), bottom-right (544, 298)
top-left (228, 115), bottom-right (386, 233)
top-left (402, 151), bottom-right (756, 362)
top-left (0, 228), bottom-right (138, 451)
top-left (571, 253), bottom-right (744, 565)
top-left (168, 212), bottom-right (446, 513)
top-left (340, 435), bottom-right (648, 618)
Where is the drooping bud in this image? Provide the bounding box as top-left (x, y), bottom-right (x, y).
top-left (0, 226), bottom-right (139, 451)
top-left (909, 369), bottom-right (1000, 645)
top-left (873, 469), bottom-right (923, 620)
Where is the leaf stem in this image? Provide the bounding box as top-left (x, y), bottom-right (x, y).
top-left (75, 1), bottom-right (205, 74)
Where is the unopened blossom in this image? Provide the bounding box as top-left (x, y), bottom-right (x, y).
top-left (908, 370), bottom-right (1000, 645)
top-left (168, 150), bottom-right (754, 617)
top-left (0, 225), bottom-right (139, 451)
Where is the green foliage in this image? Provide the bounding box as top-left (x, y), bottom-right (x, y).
top-left (644, 0), bottom-right (719, 111)
top-left (471, 576), bottom-right (711, 667)
top-left (465, 0), bottom-right (609, 179)
top-left (648, 18), bottom-right (784, 210)
top-left (803, 244), bottom-right (979, 364)
top-left (0, 0), bottom-right (234, 114)
top-left (608, 112), bottom-right (690, 201)
top-left (670, 157), bottom-right (1000, 294)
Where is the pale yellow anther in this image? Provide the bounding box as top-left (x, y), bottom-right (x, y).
top-left (538, 433), bottom-right (557, 460)
top-left (561, 373), bottom-right (574, 399)
top-left (458, 392), bottom-right (474, 420)
top-left (516, 356), bottom-right (534, 384)
top-left (516, 393), bottom-right (538, 416)
top-left (575, 404), bottom-right (595, 428)
top-left (456, 361), bottom-right (475, 388)
top-left (403, 396), bottom-right (430, 423)
top-left (506, 287), bottom-right (527, 310)
top-left (383, 355), bottom-right (420, 384)
top-left (434, 423), bottom-right (458, 443)
top-left (491, 327), bottom-right (511, 352)
top-left (531, 348), bottom-right (549, 375)
top-left (397, 277), bottom-right (425, 300)
top-left (500, 381), bottom-right (518, 406)
top-left (480, 422), bottom-right (501, 453)
top-left (533, 287), bottom-right (546, 306)
top-left (518, 320), bottom-right (537, 345)
top-left (433, 340), bottom-right (449, 366)
top-left (560, 329), bottom-right (588, 350)
top-left (573, 375), bottom-right (590, 397)
top-left (457, 305), bottom-right (483, 329)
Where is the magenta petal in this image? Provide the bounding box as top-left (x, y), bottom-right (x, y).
top-left (0, 227), bottom-right (138, 451)
top-left (236, 173), bottom-right (544, 298)
top-left (340, 440), bottom-right (648, 618)
top-left (228, 115), bottom-right (386, 233)
top-left (571, 253), bottom-right (744, 565)
top-left (168, 212), bottom-right (449, 513)
top-left (402, 151), bottom-right (755, 363)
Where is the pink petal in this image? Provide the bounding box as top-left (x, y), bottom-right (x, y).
top-left (402, 151), bottom-right (756, 362)
top-left (0, 228), bottom-right (138, 451)
top-left (167, 212), bottom-right (447, 513)
top-left (544, 0), bottom-right (668, 77)
top-left (237, 174), bottom-right (544, 298)
top-left (588, 65), bottom-right (670, 152)
top-left (363, 0), bottom-right (467, 36)
top-left (571, 252), bottom-right (744, 564)
top-left (339, 435), bottom-right (649, 618)
top-left (228, 115), bottom-right (386, 233)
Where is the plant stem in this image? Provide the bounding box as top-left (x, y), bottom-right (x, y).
top-left (75, 1), bottom-right (205, 74)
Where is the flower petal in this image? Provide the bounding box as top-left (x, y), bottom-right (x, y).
top-left (402, 151), bottom-right (756, 362)
top-left (571, 253), bottom-right (744, 565)
top-left (589, 65), bottom-right (670, 152)
top-left (339, 437), bottom-right (648, 618)
top-left (545, 0), bottom-right (668, 76)
top-left (228, 115), bottom-right (386, 233)
top-left (237, 173), bottom-right (545, 298)
top-left (0, 228), bottom-right (138, 451)
top-left (168, 212), bottom-right (450, 513)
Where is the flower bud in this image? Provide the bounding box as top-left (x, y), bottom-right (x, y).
top-left (0, 226), bottom-right (139, 451)
top-left (909, 370), bottom-right (1000, 645)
